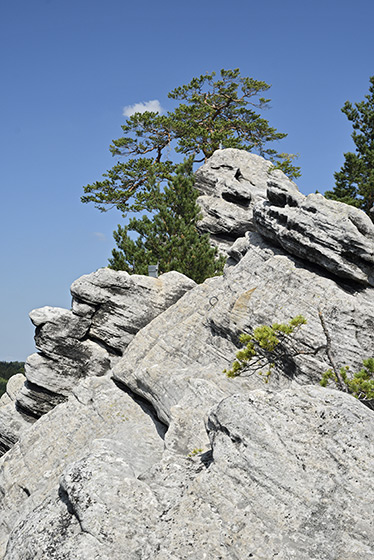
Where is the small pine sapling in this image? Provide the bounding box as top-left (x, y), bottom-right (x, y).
top-left (224, 315), bottom-right (307, 380)
top-left (320, 358), bottom-right (374, 405)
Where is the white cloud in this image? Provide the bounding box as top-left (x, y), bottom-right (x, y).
top-left (122, 99), bottom-right (163, 117)
top-left (93, 232), bottom-right (107, 241)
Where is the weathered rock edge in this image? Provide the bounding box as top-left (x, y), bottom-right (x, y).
top-left (2, 384), bottom-right (374, 559)
top-left (0, 149), bottom-right (374, 558)
top-left (0, 270), bottom-right (195, 454)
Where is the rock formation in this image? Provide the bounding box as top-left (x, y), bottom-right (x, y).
top-left (0, 270), bottom-right (195, 453)
top-left (195, 149), bottom-right (270, 250)
top-left (0, 148), bottom-right (373, 559)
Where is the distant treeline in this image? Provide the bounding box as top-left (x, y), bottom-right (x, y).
top-left (0, 361), bottom-right (25, 397)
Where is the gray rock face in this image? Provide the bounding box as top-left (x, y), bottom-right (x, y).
top-left (2, 385), bottom-right (374, 559)
top-left (0, 375), bottom-right (165, 558)
top-left (195, 148), bottom-right (289, 249)
top-left (0, 402), bottom-right (34, 456)
top-left (0, 375), bottom-right (33, 455)
top-left (70, 268), bottom-right (196, 353)
top-left (1, 149), bottom-right (374, 558)
top-left (111, 232), bottom-right (374, 455)
top-left (196, 149), bottom-right (374, 287)
top-left (14, 269), bottom-right (195, 421)
top-left (253, 179), bottom-right (374, 286)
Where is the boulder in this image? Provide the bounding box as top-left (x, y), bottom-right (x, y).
top-left (13, 269), bottom-right (195, 421)
top-left (194, 148), bottom-right (292, 251)
top-left (253, 179), bottom-right (374, 286)
top-left (0, 374), bottom-right (26, 408)
top-left (3, 374), bottom-right (26, 402)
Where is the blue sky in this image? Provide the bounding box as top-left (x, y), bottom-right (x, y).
top-left (1, 0), bottom-right (374, 361)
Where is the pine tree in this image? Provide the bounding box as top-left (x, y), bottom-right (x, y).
top-left (82, 68), bottom-right (300, 216)
top-left (83, 68), bottom-right (300, 282)
top-left (325, 76), bottom-right (374, 219)
top-left (108, 158), bottom-right (225, 283)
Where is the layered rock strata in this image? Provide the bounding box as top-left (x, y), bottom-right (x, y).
top-left (18, 269), bottom-right (195, 419)
top-left (194, 148), bottom-right (274, 249)
top-left (253, 179), bottom-right (374, 286)
top-left (0, 270), bottom-right (195, 453)
top-left (0, 149), bottom-right (373, 558)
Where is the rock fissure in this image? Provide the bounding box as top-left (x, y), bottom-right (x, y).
top-left (1, 149), bottom-right (374, 559)
top-left (83, 334), bottom-right (123, 357)
top-left (112, 378), bottom-right (168, 439)
top-left (57, 486), bottom-right (100, 543)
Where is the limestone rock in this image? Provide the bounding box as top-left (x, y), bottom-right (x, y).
top-left (70, 268), bottom-right (196, 353)
top-left (0, 375), bottom-right (32, 455)
top-left (0, 401), bottom-right (34, 456)
top-left (253, 180), bottom-right (374, 286)
top-left (0, 376), bottom-right (165, 558)
top-left (3, 385), bottom-right (374, 559)
top-left (194, 148), bottom-right (293, 250)
top-left (16, 340), bottom-right (111, 418)
top-left (14, 269), bottom-right (195, 422)
top-left (1, 149), bottom-right (374, 559)
top-left (112, 232), bottom-right (374, 452)
top-left (0, 374), bottom-right (26, 408)
top-left (3, 374), bottom-right (26, 402)
top-left (29, 306), bottom-right (71, 327)
top-left (0, 393), bottom-right (10, 407)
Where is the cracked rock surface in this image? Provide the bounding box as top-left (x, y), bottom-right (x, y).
top-left (2, 385), bottom-right (374, 559)
top-left (0, 269), bottom-right (195, 453)
top-left (0, 149), bottom-right (374, 558)
top-left (0, 375), bottom-right (165, 558)
top-left (253, 180), bottom-right (374, 286)
top-left (194, 148), bottom-right (277, 250)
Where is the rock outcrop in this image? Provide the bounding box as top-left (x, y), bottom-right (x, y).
top-left (0, 270), bottom-right (194, 454)
top-left (253, 179), bottom-right (374, 286)
top-left (195, 149), bottom-right (272, 249)
top-left (2, 384), bottom-right (374, 559)
top-left (17, 269), bottom-right (195, 419)
top-left (0, 149), bottom-right (373, 559)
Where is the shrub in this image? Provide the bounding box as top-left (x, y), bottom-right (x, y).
top-left (320, 358), bottom-right (374, 405)
top-left (224, 315), bottom-right (307, 379)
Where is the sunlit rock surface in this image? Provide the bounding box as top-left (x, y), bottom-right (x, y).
top-left (0, 149), bottom-right (373, 559)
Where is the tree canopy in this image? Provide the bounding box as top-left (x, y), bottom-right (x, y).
top-left (82, 68), bottom-right (300, 216)
top-left (82, 68), bottom-right (300, 283)
top-left (325, 76), bottom-right (374, 220)
top-left (109, 158), bottom-right (225, 283)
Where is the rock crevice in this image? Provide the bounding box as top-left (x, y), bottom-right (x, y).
top-left (1, 149), bottom-right (374, 558)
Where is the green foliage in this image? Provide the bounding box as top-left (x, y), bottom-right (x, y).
top-left (0, 361), bottom-right (25, 397)
top-left (224, 315), bottom-right (307, 379)
top-left (108, 158), bottom-right (225, 283)
top-left (268, 153), bottom-right (301, 179)
top-left (82, 68), bottom-right (300, 216)
top-left (188, 448), bottom-right (203, 457)
top-left (0, 378), bottom-right (7, 396)
top-left (324, 76), bottom-right (374, 220)
top-left (167, 69), bottom-right (300, 174)
top-left (83, 68), bottom-right (300, 282)
top-left (320, 358), bottom-right (374, 403)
